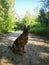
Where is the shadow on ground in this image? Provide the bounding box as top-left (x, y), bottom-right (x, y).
top-left (0, 31), bottom-right (49, 65)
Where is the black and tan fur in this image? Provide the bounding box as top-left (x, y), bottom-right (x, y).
top-left (8, 25), bottom-right (30, 55)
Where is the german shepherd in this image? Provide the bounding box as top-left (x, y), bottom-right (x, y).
top-left (8, 25), bottom-right (30, 55)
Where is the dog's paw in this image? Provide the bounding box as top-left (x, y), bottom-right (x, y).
top-left (19, 53), bottom-right (23, 56)
top-left (8, 46), bottom-right (11, 48)
top-left (23, 51), bottom-right (26, 53)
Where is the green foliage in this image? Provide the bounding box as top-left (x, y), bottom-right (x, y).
top-left (14, 18), bottom-right (24, 30)
top-left (0, 0), bottom-right (49, 36)
top-left (23, 10), bottom-right (32, 26)
top-left (30, 0), bottom-right (49, 36)
top-left (30, 25), bottom-right (47, 35)
top-left (14, 10), bottom-right (33, 30)
top-left (0, 0), bottom-right (15, 33)
top-left (14, 9), bottom-right (49, 36)
top-left (39, 0), bottom-right (49, 10)
top-left (14, 11), bottom-right (37, 31)
top-left (37, 8), bottom-right (49, 27)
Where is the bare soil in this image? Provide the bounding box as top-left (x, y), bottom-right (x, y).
top-left (0, 31), bottom-right (49, 65)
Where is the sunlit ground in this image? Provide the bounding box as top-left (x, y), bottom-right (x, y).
top-left (0, 31), bottom-right (49, 65)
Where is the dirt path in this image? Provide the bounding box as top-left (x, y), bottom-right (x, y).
top-left (0, 31), bottom-right (49, 65)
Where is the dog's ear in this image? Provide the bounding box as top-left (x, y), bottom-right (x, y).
top-left (27, 25), bottom-right (30, 30)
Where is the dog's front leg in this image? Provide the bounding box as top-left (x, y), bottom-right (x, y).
top-left (22, 46), bottom-right (26, 53)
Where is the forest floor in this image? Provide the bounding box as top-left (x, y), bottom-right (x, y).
top-left (0, 31), bottom-right (49, 65)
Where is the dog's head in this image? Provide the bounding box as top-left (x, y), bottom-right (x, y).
top-left (23, 25), bottom-right (30, 34)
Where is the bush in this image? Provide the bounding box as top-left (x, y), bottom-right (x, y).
top-left (30, 23), bottom-right (48, 35)
top-left (14, 21), bottom-right (24, 31)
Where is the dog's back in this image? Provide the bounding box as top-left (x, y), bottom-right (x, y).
top-left (11, 25), bottom-right (30, 53)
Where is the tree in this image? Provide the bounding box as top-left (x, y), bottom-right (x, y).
top-left (37, 8), bottom-right (48, 26)
top-left (23, 10), bottom-right (32, 26)
top-left (37, 0), bottom-right (49, 27)
top-left (0, 0), bottom-right (15, 32)
top-left (39, 0), bottom-right (49, 10)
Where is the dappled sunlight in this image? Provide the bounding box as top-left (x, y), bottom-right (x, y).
top-left (0, 31), bottom-right (49, 65)
top-left (0, 42), bottom-right (8, 46)
top-left (28, 39), bottom-right (49, 48)
top-left (29, 37), bottom-right (45, 42)
top-left (5, 31), bottom-right (22, 42)
top-left (1, 57), bottom-right (13, 65)
top-left (0, 0), bottom-right (49, 64)
top-left (7, 37), bottom-right (17, 41)
top-left (0, 43), bottom-right (28, 65)
top-left (39, 52), bottom-right (49, 58)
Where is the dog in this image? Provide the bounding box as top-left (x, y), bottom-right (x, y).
top-left (8, 25), bottom-right (30, 55)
